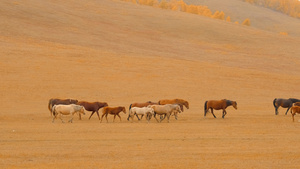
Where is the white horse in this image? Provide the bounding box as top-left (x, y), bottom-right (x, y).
top-left (52, 104), bottom-right (85, 123)
top-left (150, 104), bottom-right (181, 123)
top-left (128, 107), bottom-right (155, 123)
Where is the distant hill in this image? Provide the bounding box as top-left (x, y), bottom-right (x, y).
top-left (185, 0), bottom-right (300, 37)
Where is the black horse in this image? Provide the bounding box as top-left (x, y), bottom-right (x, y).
top-left (273, 98), bottom-right (300, 115)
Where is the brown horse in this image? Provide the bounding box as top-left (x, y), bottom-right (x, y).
top-left (294, 102), bottom-right (300, 106)
top-left (273, 98), bottom-right (300, 115)
top-left (290, 106), bottom-right (300, 122)
top-left (48, 98), bottom-right (78, 116)
top-left (204, 99), bottom-right (237, 118)
top-left (77, 101), bottom-right (108, 120)
top-left (158, 99), bottom-right (189, 111)
top-left (100, 106), bottom-right (126, 123)
top-left (128, 101), bottom-right (158, 120)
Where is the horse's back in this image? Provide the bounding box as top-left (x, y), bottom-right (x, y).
top-left (159, 99), bottom-right (189, 109)
top-left (131, 102), bottom-right (156, 108)
top-left (151, 104), bottom-right (172, 114)
top-left (55, 104), bottom-right (79, 115)
top-left (159, 99), bottom-right (176, 105)
top-left (206, 100), bottom-right (226, 110)
top-left (103, 106), bottom-right (123, 114)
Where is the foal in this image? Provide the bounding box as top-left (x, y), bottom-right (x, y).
top-left (291, 106), bottom-right (300, 122)
top-left (100, 106), bottom-right (126, 123)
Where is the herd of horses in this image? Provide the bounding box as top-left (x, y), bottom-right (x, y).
top-left (48, 97), bottom-right (300, 123)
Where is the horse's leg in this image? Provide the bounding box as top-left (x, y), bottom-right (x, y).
top-left (135, 114), bottom-right (141, 120)
top-left (96, 111), bottom-right (101, 120)
top-left (105, 114), bottom-right (109, 123)
top-left (285, 107), bottom-right (291, 115)
top-left (160, 114), bottom-right (166, 121)
top-left (59, 114), bottom-right (64, 123)
top-left (69, 114), bottom-right (73, 123)
top-left (211, 108), bottom-right (216, 118)
top-left (78, 113), bottom-right (81, 120)
top-left (154, 114), bottom-right (160, 123)
top-left (222, 109), bottom-right (227, 118)
top-left (117, 114), bottom-right (122, 122)
top-left (113, 114), bottom-right (116, 122)
top-left (89, 111), bottom-right (95, 120)
top-left (52, 115), bottom-right (56, 123)
top-left (166, 113), bottom-right (170, 123)
top-left (292, 113), bottom-right (295, 122)
top-left (100, 113), bottom-right (106, 123)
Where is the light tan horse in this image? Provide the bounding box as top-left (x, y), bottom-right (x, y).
top-left (128, 101), bottom-right (158, 120)
top-left (48, 98), bottom-right (78, 116)
top-left (290, 105), bottom-right (300, 122)
top-left (100, 106), bottom-right (126, 123)
top-left (158, 99), bottom-right (189, 111)
top-left (128, 107), bottom-right (155, 123)
top-left (204, 99), bottom-right (237, 118)
top-left (150, 104), bottom-right (181, 123)
top-left (52, 104), bottom-right (85, 123)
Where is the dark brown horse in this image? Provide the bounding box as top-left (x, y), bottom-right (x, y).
top-left (128, 101), bottom-right (158, 120)
top-left (158, 99), bottom-right (189, 112)
top-left (204, 99), bottom-right (237, 118)
top-left (294, 102), bottom-right (300, 106)
top-left (77, 101), bottom-right (108, 120)
top-left (48, 98), bottom-right (78, 116)
top-left (100, 106), bottom-right (126, 123)
top-left (273, 98), bottom-right (300, 115)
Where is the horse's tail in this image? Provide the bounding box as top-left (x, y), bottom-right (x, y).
top-left (129, 104), bottom-right (132, 110)
top-left (204, 101), bottom-right (208, 116)
top-left (273, 98), bottom-right (277, 108)
top-left (51, 105), bottom-right (56, 116)
top-left (127, 104), bottom-right (133, 121)
top-left (48, 99), bottom-right (53, 116)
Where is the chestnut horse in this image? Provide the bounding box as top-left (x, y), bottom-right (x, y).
top-left (100, 106), bottom-right (126, 123)
top-left (128, 101), bottom-right (158, 120)
top-left (290, 106), bottom-right (300, 122)
top-left (204, 99), bottom-right (237, 118)
top-left (158, 99), bottom-right (189, 112)
top-left (273, 98), bottom-right (300, 115)
top-left (294, 102), bottom-right (300, 106)
top-left (77, 101), bottom-right (108, 120)
top-left (48, 98), bottom-right (78, 116)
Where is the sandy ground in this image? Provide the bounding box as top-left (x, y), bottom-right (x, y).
top-left (1, 0), bottom-right (300, 168)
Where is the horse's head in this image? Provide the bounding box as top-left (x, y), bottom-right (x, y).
top-left (149, 108), bottom-right (155, 114)
top-left (175, 105), bottom-right (182, 113)
top-left (80, 106), bottom-right (86, 115)
top-left (122, 107), bottom-right (126, 114)
top-left (184, 101), bottom-right (189, 109)
top-left (103, 102), bottom-right (108, 107)
top-left (232, 101), bottom-right (237, 109)
top-left (71, 99), bottom-right (78, 104)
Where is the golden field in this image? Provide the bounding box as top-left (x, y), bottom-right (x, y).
top-left (1, 0), bottom-right (300, 168)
